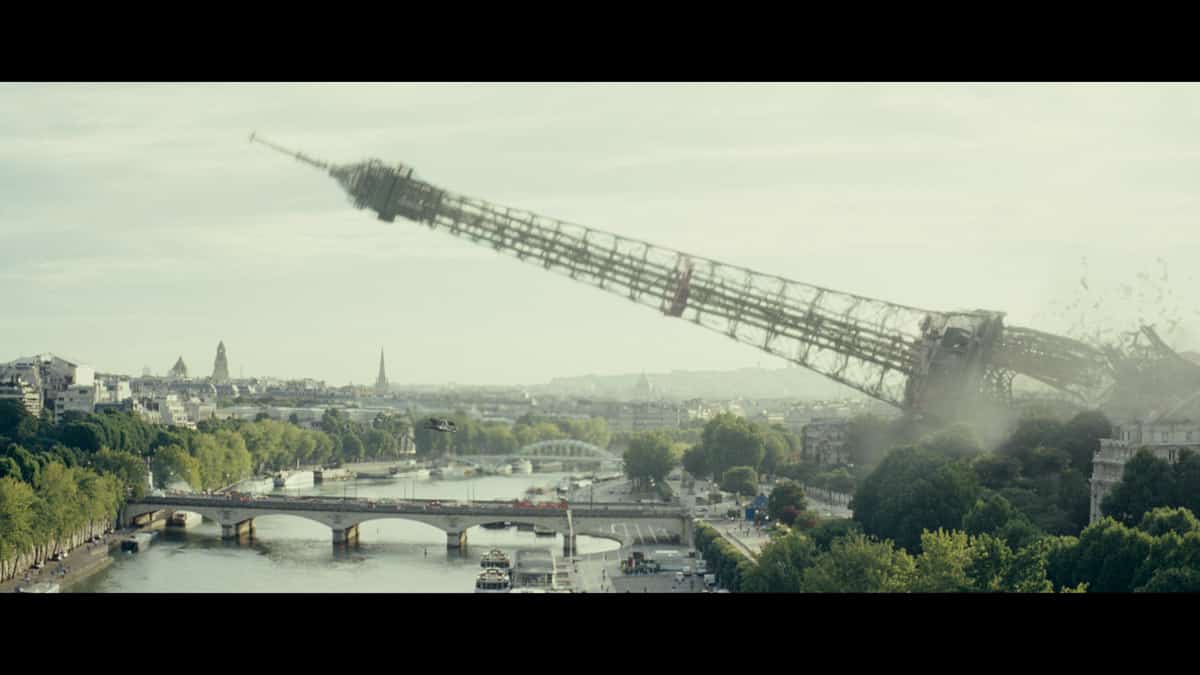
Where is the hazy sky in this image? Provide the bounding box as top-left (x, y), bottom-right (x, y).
top-left (3, 83), bottom-right (1198, 387)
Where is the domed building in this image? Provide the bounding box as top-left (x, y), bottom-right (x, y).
top-left (168, 356), bottom-right (188, 380)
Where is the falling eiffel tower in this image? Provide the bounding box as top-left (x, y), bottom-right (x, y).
top-left (252, 133), bottom-right (1200, 430)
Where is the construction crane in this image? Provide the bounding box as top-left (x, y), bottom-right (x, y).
top-left (251, 134), bottom-right (1197, 425)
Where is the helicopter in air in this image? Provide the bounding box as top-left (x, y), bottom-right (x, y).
top-left (425, 417), bottom-right (457, 433)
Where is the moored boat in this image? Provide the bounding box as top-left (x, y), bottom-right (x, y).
top-left (168, 511), bottom-right (202, 528)
top-left (480, 548), bottom-right (512, 570)
top-left (392, 468), bottom-right (431, 480)
top-left (474, 568), bottom-right (512, 593)
top-left (121, 531), bottom-right (159, 553)
top-left (432, 465), bottom-right (469, 480)
top-left (274, 471), bottom-right (314, 488)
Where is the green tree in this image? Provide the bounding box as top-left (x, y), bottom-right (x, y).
top-left (1137, 567), bottom-right (1200, 592)
top-left (342, 432), bottom-right (366, 462)
top-left (760, 431), bottom-right (788, 476)
top-left (1130, 521), bottom-right (1200, 591)
top-left (767, 479), bottom-right (807, 520)
top-left (1101, 449), bottom-right (1176, 526)
top-left (682, 446), bottom-right (710, 479)
top-left (740, 531), bottom-right (818, 593)
top-left (800, 533), bottom-right (916, 593)
top-left (701, 413), bottom-right (765, 479)
top-left (972, 454), bottom-right (1021, 489)
top-left (920, 424), bottom-right (982, 459)
top-left (0, 475), bottom-right (38, 575)
top-left (622, 431), bottom-right (676, 489)
top-left (1060, 410), bottom-right (1112, 477)
top-left (911, 529), bottom-right (974, 593)
top-left (1027, 446), bottom-right (1071, 476)
top-left (964, 533), bottom-right (1053, 593)
top-left (852, 446), bottom-right (981, 553)
top-left (91, 448), bottom-right (148, 499)
top-left (151, 444), bottom-right (202, 490)
top-left (999, 417), bottom-right (1065, 471)
top-left (1071, 517), bottom-right (1155, 593)
top-left (1136, 506), bottom-right (1200, 538)
top-left (720, 466), bottom-right (758, 498)
top-left (1172, 451), bottom-right (1200, 517)
top-left (963, 494), bottom-right (1020, 536)
top-left (843, 414), bottom-right (900, 469)
top-left (807, 518), bottom-right (863, 552)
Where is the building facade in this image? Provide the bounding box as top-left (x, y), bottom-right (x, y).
top-left (169, 356), bottom-right (188, 380)
top-left (1090, 419), bottom-right (1200, 523)
top-left (54, 383), bottom-right (99, 416)
top-left (801, 418), bottom-right (850, 466)
top-left (0, 376), bottom-right (42, 416)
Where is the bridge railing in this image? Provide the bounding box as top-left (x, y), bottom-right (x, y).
top-left (129, 495), bottom-right (685, 518)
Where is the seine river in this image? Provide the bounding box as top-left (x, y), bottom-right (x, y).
top-left (71, 472), bottom-right (621, 593)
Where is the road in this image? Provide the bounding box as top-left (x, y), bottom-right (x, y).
top-left (563, 477), bottom-right (711, 593)
top-left (1, 525), bottom-right (133, 593)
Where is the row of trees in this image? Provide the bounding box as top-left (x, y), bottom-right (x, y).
top-left (693, 522), bottom-right (755, 591)
top-left (847, 412), bottom-right (1113, 553)
top-left (740, 526), bottom-right (1065, 593)
top-left (1101, 448), bottom-right (1200, 526)
top-left (739, 505), bottom-right (1200, 593)
top-left (680, 413), bottom-right (801, 481)
top-left (0, 404), bottom-right (152, 575)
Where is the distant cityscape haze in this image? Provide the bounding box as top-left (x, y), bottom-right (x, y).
top-left (3, 83), bottom-right (1198, 388)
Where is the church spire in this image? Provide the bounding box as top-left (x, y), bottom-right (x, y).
top-left (212, 341), bottom-right (230, 384)
top-left (375, 347), bottom-right (389, 394)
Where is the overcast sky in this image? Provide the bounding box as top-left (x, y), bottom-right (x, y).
top-left (3, 83), bottom-right (1198, 387)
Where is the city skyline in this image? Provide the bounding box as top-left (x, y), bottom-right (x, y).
top-left (4, 84), bottom-right (1199, 388)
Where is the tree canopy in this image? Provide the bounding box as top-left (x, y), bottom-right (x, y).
top-left (852, 446), bottom-right (980, 553)
top-left (622, 431), bottom-right (678, 488)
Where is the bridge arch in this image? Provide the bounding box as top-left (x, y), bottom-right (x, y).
top-left (516, 439), bottom-right (619, 462)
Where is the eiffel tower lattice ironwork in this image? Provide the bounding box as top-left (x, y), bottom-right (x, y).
top-left (251, 133), bottom-right (1175, 423)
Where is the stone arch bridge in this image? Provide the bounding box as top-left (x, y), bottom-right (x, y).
top-left (122, 495), bottom-right (689, 554)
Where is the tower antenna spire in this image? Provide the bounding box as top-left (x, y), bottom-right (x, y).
top-left (250, 131), bottom-right (331, 171)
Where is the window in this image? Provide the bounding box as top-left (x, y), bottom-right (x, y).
top-left (1161, 431), bottom-right (1170, 443)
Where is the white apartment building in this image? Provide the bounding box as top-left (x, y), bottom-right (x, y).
top-left (1090, 415), bottom-right (1200, 523)
top-left (96, 376), bottom-right (132, 404)
top-left (0, 376), bottom-right (42, 417)
top-left (185, 398), bottom-right (216, 423)
top-left (136, 394), bottom-right (194, 429)
top-left (54, 383), bottom-right (99, 416)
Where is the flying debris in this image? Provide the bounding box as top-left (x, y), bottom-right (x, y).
top-left (425, 418), bottom-right (457, 433)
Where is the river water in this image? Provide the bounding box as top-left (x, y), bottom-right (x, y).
top-left (71, 472), bottom-right (621, 593)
